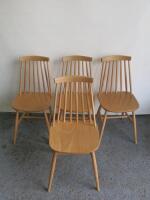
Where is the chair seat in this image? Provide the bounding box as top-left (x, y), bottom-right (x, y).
top-left (50, 121), bottom-right (99, 154)
top-left (11, 93), bottom-right (51, 112)
top-left (98, 92), bottom-right (139, 113)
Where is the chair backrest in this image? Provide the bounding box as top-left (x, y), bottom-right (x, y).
top-left (99, 55), bottom-right (132, 93)
top-left (53, 76), bottom-right (96, 126)
top-left (19, 56), bottom-right (51, 95)
top-left (62, 55), bottom-right (92, 77)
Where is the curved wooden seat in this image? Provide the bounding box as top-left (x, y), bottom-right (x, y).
top-left (98, 92), bottom-right (139, 113)
top-left (12, 93), bottom-right (51, 112)
top-left (50, 121), bottom-right (99, 154)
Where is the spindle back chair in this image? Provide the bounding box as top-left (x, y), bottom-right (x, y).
top-left (99, 55), bottom-right (132, 94)
top-left (62, 55), bottom-right (92, 76)
top-left (19, 56), bottom-right (51, 95)
top-left (59, 55), bottom-right (93, 113)
top-left (48, 76), bottom-right (100, 192)
top-left (11, 56), bottom-right (51, 144)
top-left (97, 55), bottom-right (139, 145)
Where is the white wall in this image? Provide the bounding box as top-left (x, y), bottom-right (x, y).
top-left (0, 0), bottom-right (150, 114)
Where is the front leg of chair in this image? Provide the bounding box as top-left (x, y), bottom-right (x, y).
top-left (132, 112), bottom-right (138, 144)
top-left (91, 152), bottom-right (100, 191)
top-left (48, 152), bottom-right (57, 192)
top-left (13, 112), bottom-right (19, 144)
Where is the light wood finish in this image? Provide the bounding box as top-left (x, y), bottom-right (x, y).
top-left (13, 112), bottom-right (19, 145)
top-left (97, 55), bottom-right (139, 144)
top-left (98, 92), bottom-right (139, 113)
top-left (50, 122), bottom-right (99, 154)
top-left (91, 152), bottom-right (100, 191)
top-left (48, 76), bottom-right (100, 191)
top-left (132, 112), bottom-right (137, 144)
top-left (61, 55), bottom-right (93, 112)
top-left (56, 76), bottom-right (93, 112)
top-left (11, 55), bottom-right (51, 144)
top-left (48, 152), bottom-right (57, 192)
top-left (62, 55), bottom-right (92, 76)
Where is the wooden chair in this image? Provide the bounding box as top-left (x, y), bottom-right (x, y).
top-left (62, 55), bottom-right (92, 76)
top-left (97, 55), bottom-right (139, 145)
top-left (48, 76), bottom-right (100, 192)
top-left (59, 55), bottom-right (93, 114)
top-left (11, 56), bottom-right (51, 144)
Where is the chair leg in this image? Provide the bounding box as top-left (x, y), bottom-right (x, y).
top-left (49, 107), bottom-right (52, 125)
top-left (132, 112), bottom-right (138, 144)
top-left (91, 152), bottom-right (100, 191)
top-left (97, 106), bottom-right (104, 122)
top-left (96, 105), bottom-right (101, 118)
top-left (44, 112), bottom-right (50, 145)
top-left (121, 112), bottom-right (125, 119)
top-left (48, 152), bottom-right (57, 192)
top-left (13, 112), bottom-right (19, 144)
top-left (44, 112), bottom-right (50, 131)
top-left (99, 111), bottom-right (107, 146)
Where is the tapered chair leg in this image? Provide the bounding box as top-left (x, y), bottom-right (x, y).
top-left (48, 152), bottom-right (57, 192)
top-left (44, 112), bottom-right (50, 132)
top-left (99, 111), bottom-right (107, 145)
top-left (96, 106), bottom-right (101, 119)
top-left (13, 112), bottom-right (19, 144)
top-left (49, 107), bottom-right (52, 125)
top-left (132, 112), bottom-right (138, 144)
top-left (91, 152), bottom-right (100, 191)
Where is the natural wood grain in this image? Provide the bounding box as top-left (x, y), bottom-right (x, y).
top-left (13, 112), bottom-right (19, 144)
top-left (50, 121), bottom-right (99, 154)
top-left (48, 76), bottom-right (100, 191)
top-left (62, 55), bottom-right (92, 77)
top-left (63, 55), bottom-right (92, 62)
top-left (19, 55), bottom-right (49, 61)
top-left (132, 112), bottom-right (138, 144)
top-left (98, 92), bottom-right (139, 113)
top-left (11, 55), bottom-right (51, 144)
top-left (91, 152), bottom-right (100, 191)
top-left (48, 152), bottom-right (57, 192)
top-left (97, 55), bottom-right (139, 145)
top-left (12, 93), bottom-right (51, 112)
top-left (101, 55), bottom-right (131, 62)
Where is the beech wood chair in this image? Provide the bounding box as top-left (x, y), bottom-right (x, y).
top-left (97, 55), bottom-right (139, 145)
top-left (62, 55), bottom-right (92, 76)
top-left (11, 56), bottom-right (51, 144)
top-left (59, 55), bottom-right (93, 114)
top-left (48, 76), bottom-right (100, 192)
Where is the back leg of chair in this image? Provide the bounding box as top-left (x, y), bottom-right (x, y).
top-left (132, 112), bottom-right (138, 144)
top-left (121, 112), bottom-right (125, 119)
top-left (99, 111), bottom-right (107, 145)
top-left (44, 112), bottom-right (50, 132)
top-left (48, 152), bottom-right (57, 192)
top-left (49, 107), bottom-right (52, 125)
top-left (96, 105), bottom-right (101, 120)
top-left (44, 112), bottom-right (50, 145)
top-left (91, 152), bottom-right (100, 191)
top-left (13, 112), bottom-right (19, 144)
